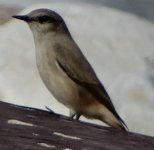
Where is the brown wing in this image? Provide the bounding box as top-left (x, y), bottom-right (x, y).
top-left (54, 42), bottom-right (127, 129)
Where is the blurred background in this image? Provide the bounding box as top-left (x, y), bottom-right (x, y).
top-left (0, 0), bottom-right (154, 136)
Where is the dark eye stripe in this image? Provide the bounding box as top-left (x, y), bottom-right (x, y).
top-left (38, 16), bottom-right (50, 23)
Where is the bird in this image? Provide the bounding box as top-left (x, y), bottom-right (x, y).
top-left (13, 8), bottom-right (128, 131)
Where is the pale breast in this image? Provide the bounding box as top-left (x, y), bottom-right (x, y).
top-left (35, 44), bottom-right (79, 108)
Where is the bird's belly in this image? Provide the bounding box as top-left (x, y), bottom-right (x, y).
top-left (37, 60), bottom-right (79, 108)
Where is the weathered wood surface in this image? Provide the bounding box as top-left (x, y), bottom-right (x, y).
top-left (0, 101), bottom-right (154, 150)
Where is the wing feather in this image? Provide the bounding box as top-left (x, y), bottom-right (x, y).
top-left (54, 42), bottom-right (127, 129)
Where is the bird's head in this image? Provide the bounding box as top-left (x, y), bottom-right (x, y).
top-left (13, 9), bottom-right (66, 35)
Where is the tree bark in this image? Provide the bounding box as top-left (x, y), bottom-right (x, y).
top-left (0, 101), bottom-right (153, 150)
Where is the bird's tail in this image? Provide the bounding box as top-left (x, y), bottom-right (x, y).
top-left (107, 112), bottom-right (128, 131)
top-left (115, 117), bottom-right (128, 131)
top-left (98, 105), bottom-right (128, 131)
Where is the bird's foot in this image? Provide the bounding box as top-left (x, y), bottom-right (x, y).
top-left (70, 113), bottom-right (81, 120)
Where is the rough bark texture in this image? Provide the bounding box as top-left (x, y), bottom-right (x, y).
top-left (0, 101), bottom-right (154, 150)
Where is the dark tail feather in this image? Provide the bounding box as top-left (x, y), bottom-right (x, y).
top-left (117, 115), bottom-right (128, 131)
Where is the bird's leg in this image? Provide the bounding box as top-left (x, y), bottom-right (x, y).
top-left (69, 110), bottom-right (76, 119)
top-left (70, 114), bottom-right (81, 120)
top-left (70, 114), bottom-right (76, 119)
top-left (69, 110), bottom-right (81, 120)
top-left (74, 114), bottom-right (81, 120)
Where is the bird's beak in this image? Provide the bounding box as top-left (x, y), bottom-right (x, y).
top-left (13, 15), bottom-right (31, 22)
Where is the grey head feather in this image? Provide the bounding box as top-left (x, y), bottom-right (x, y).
top-left (27, 8), bottom-right (64, 23)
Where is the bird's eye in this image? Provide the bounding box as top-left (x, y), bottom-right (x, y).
top-left (38, 16), bottom-right (50, 23)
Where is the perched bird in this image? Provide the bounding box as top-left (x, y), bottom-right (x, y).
top-left (13, 8), bottom-right (127, 131)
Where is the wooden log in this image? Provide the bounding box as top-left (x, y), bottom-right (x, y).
top-left (0, 101), bottom-right (153, 150)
